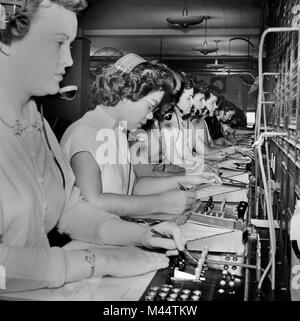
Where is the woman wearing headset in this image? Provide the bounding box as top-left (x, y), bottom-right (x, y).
top-left (61, 54), bottom-right (221, 218)
top-left (0, 0), bottom-right (189, 292)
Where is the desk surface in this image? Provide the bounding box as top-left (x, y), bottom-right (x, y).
top-left (1, 169), bottom-right (250, 301)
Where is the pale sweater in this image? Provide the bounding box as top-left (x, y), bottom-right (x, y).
top-left (0, 100), bottom-right (119, 292)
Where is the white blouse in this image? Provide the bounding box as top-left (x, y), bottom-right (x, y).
top-left (61, 106), bottom-right (136, 195)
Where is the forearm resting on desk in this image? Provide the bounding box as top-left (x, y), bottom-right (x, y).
top-left (133, 174), bottom-right (218, 195)
top-left (66, 246), bottom-right (170, 279)
top-left (68, 215), bottom-right (186, 280)
top-left (86, 192), bottom-right (176, 216)
top-left (97, 219), bottom-right (184, 251)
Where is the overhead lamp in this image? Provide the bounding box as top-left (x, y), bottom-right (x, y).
top-left (92, 47), bottom-right (124, 57)
top-left (206, 41), bottom-right (228, 68)
top-left (166, 0), bottom-right (204, 28)
top-left (193, 17), bottom-right (218, 55)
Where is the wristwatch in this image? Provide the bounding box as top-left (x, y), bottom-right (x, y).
top-left (82, 249), bottom-right (96, 278)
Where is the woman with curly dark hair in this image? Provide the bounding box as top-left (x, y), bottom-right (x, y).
top-left (61, 53), bottom-right (220, 218)
top-left (0, 1), bottom-right (189, 293)
top-left (158, 76), bottom-right (221, 172)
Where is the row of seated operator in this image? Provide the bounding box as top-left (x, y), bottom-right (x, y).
top-left (0, 0), bottom-right (254, 294)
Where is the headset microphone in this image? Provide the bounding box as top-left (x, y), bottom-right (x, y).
top-left (58, 85), bottom-right (78, 100)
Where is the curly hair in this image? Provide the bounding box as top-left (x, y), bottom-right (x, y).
top-left (174, 75), bottom-right (194, 104)
top-left (0, 0), bottom-right (87, 45)
top-left (194, 88), bottom-right (215, 101)
top-left (96, 62), bottom-right (176, 107)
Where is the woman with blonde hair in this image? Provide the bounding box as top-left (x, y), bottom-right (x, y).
top-left (0, 0), bottom-right (186, 292)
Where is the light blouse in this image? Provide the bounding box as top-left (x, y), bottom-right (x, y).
top-left (159, 108), bottom-right (204, 172)
top-left (61, 106), bottom-right (136, 195)
top-left (0, 100), bottom-right (119, 292)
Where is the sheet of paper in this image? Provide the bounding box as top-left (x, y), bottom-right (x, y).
top-left (1, 273), bottom-right (156, 301)
top-left (182, 221), bottom-right (244, 253)
top-left (194, 171), bottom-right (249, 201)
top-left (182, 221), bottom-right (229, 241)
top-left (219, 169), bottom-right (246, 177)
top-left (218, 158), bottom-right (250, 169)
top-left (203, 189), bottom-right (248, 202)
top-left (195, 184), bottom-right (247, 201)
top-left (187, 230), bottom-right (244, 253)
top-left (226, 173), bottom-right (249, 184)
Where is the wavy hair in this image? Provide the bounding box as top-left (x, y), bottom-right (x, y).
top-left (0, 0), bottom-right (87, 45)
top-left (96, 62), bottom-right (175, 107)
top-left (174, 75), bottom-right (194, 104)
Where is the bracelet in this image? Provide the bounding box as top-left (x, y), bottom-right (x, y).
top-left (82, 249), bottom-right (95, 278)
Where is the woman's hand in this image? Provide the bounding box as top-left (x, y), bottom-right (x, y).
top-left (93, 246), bottom-right (170, 277)
top-left (160, 189), bottom-right (196, 214)
top-left (210, 151), bottom-right (228, 161)
top-left (235, 146), bottom-right (254, 157)
top-left (141, 221), bottom-right (186, 255)
top-left (185, 172), bottom-right (222, 185)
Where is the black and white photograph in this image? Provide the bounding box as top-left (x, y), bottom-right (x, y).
top-left (0, 0), bottom-right (299, 310)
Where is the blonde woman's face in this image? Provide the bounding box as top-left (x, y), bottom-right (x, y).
top-left (10, 1), bottom-right (77, 96)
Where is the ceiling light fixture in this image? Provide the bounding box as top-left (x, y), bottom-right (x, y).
top-left (92, 47), bottom-right (124, 57)
top-left (193, 17), bottom-right (218, 55)
top-left (206, 41), bottom-right (228, 68)
top-left (166, 0), bottom-right (204, 28)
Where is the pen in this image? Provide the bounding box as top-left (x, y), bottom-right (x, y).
top-left (178, 183), bottom-right (189, 191)
top-left (150, 228), bottom-right (198, 263)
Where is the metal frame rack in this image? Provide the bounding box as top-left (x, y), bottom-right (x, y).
top-left (254, 0), bottom-right (300, 292)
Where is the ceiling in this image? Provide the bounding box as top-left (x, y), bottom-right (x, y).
top-left (79, 0), bottom-right (263, 75)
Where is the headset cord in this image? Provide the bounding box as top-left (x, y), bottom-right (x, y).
top-left (40, 105), bottom-right (66, 189)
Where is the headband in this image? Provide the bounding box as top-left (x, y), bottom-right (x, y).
top-left (112, 53), bottom-right (147, 75)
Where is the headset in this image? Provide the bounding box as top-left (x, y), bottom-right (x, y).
top-left (39, 86), bottom-right (78, 189)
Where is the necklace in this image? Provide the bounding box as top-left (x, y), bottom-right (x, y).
top-left (0, 117), bottom-right (43, 135)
